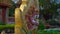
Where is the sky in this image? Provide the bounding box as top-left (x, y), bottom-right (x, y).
top-left (12, 0), bottom-right (19, 3)
top-left (56, 0), bottom-right (60, 4)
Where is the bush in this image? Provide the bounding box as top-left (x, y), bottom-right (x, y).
top-left (5, 24), bottom-right (15, 29)
top-left (0, 24), bottom-right (15, 30)
top-left (0, 22), bottom-right (5, 25)
top-left (38, 19), bottom-right (45, 30)
top-left (37, 30), bottom-right (60, 34)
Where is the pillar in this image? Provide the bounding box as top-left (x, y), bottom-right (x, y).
top-left (6, 8), bottom-right (9, 24)
top-left (0, 8), bottom-right (2, 23)
top-left (2, 8), bottom-right (6, 24)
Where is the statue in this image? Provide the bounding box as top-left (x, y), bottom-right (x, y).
top-left (25, 5), bottom-right (39, 34)
top-left (15, 0), bottom-right (39, 34)
top-left (15, 0), bottom-right (28, 34)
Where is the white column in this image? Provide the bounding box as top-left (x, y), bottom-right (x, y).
top-left (6, 8), bottom-right (9, 24)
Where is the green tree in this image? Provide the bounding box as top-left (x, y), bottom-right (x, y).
top-left (39, 0), bottom-right (60, 27)
top-left (39, 0), bottom-right (58, 20)
top-left (9, 0), bottom-right (16, 17)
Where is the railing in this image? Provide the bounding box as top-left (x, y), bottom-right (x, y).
top-left (8, 17), bottom-right (15, 24)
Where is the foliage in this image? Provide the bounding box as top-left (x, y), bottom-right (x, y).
top-left (0, 22), bottom-right (4, 25)
top-left (9, 0), bottom-right (16, 17)
top-left (38, 0), bottom-right (60, 34)
top-left (37, 30), bottom-right (60, 34)
top-left (0, 25), bottom-right (5, 30)
top-left (5, 24), bottom-right (15, 28)
top-left (39, 0), bottom-right (58, 20)
top-left (38, 20), bottom-right (45, 30)
top-left (47, 19), bottom-right (60, 26)
top-left (39, 0), bottom-right (60, 27)
top-left (0, 24), bottom-right (14, 30)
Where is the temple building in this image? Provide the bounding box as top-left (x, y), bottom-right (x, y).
top-left (0, 0), bottom-right (12, 24)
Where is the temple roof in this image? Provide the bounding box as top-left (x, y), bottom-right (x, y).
top-left (0, 0), bottom-right (12, 8)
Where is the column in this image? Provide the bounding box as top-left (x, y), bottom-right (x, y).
top-left (2, 8), bottom-right (6, 24)
top-left (6, 8), bottom-right (9, 24)
top-left (0, 8), bottom-right (2, 23)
